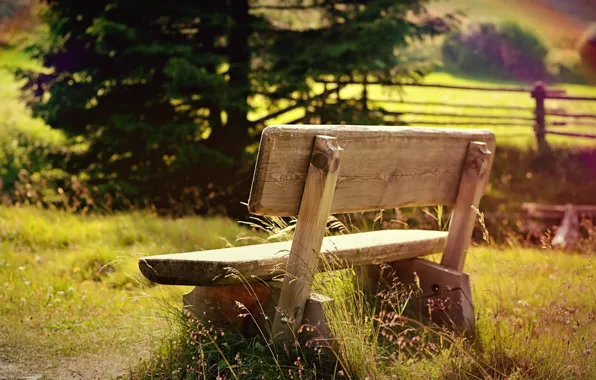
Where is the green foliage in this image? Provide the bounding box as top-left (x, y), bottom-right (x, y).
top-left (0, 48), bottom-right (69, 204)
top-left (442, 21), bottom-right (550, 81)
top-left (20, 0), bottom-right (457, 215)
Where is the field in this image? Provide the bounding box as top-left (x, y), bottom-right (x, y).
top-left (0, 207), bottom-right (594, 378)
top-left (1, 46), bottom-right (596, 378)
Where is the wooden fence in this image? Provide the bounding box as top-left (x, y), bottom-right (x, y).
top-left (251, 79), bottom-right (596, 154)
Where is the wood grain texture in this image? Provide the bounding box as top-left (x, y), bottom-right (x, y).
top-left (441, 142), bottom-right (493, 271)
top-left (248, 125), bottom-right (496, 216)
top-left (138, 229), bottom-right (448, 286)
top-left (270, 136), bottom-right (342, 341)
top-left (381, 259), bottom-right (475, 334)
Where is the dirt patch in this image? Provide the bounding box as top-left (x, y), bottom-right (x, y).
top-left (0, 349), bottom-right (140, 380)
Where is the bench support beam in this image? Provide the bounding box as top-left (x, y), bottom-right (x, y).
top-left (271, 135), bottom-right (342, 344)
top-left (183, 283), bottom-right (333, 342)
top-left (360, 258), bottom-right (475, 335)
top-left (442, 141), bottom-right (492, 271)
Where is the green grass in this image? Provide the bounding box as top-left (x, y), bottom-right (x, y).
top-left (0, 206), bottom-right (259, 378)
top-left (0, 45), bottom-right (595, 379)
top-left (3, 206), bottom-right (593, 378)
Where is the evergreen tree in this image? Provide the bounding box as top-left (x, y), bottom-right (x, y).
top-left (22, 0), bottom-right (456, 215)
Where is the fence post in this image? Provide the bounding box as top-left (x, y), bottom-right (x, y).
top-left (531, 82), bottom-right (550, 156)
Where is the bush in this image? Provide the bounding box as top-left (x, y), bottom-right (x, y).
top-left (547, 50), bottom-right (588, 85)
top-left (442, 21), bottom-right (550, 82)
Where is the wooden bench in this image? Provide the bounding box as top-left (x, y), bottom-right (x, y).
top-left (139, 125), bottom-right (495, 343)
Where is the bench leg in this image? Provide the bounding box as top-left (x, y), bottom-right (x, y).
top-left (183, 283), bottom-right (333, 343)
top-left (359, 258), bottom-right (475, 336)
top-left (183, 282), bottom-right (279, 337)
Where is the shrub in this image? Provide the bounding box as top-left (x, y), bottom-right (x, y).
top-left (0, 90), bottom-right (69, 206)
top-left (442, 21), bottom-right (550, 82)
top-left (547, 49), bottom-right (588, 85)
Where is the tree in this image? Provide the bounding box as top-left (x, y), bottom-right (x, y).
top-left (22, 0), bottom-right (456, 215)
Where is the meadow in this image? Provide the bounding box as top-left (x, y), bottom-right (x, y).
top-left (0, 207), bottom-right (594, 379)
top-left (1, 46), bottom-right (595, 379)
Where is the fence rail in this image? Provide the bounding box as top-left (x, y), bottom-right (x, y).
top-left (252, 78), bottom-right (596, 153)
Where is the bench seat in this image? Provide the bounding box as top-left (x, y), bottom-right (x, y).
top-left (139, 229), bottom-right (447, 286)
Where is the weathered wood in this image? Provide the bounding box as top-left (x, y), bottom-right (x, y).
top-left (183, 282), bottom-right (279, 336)
top-left (139, 229), bottom-right (448, 286)
top-left (317, 79), bottom-right (533, 93)
top-left (271, 135), bottom-right (342, 342)
top-left (248, 125), bottom-right (495, 216)
top-left (301, 293), bottom-right (334, 347)
top-left (546, 111), bottom-right (596, 119)
top-left (366, 258), bottom-right (475, 334)
top-left (552, 204), bottom-right (580, 249)
top-left (545, 94), bottom-right (596, 101)
top-left (531, 82), bottom-right (552, 155)
top-left (546, 130), bottom-right (596, 139)
top-left (392, 120), bottom-right (532, 127)
top-left (521, 203), bottom-right (596, 219)
top-left (368, 99), bottom-right (537, 111)
top-left (183, 283), bottom-right (333, 341)
top-left (381, 110), bottom-right (535, 121)
top-left (441, 142), bottom-right (493, 271)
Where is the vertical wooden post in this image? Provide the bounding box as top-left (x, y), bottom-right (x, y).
top-left (272, 135), bottom-right (342, 344)
top-left (531, 82), bottom-right (550, 156)
top-left (441, 141), bottom-right (492, 271)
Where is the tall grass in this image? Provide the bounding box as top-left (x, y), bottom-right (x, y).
top-left (130, 211), bottom-right (595, 379)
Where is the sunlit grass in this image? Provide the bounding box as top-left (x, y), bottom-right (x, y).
top-left (0, 206), bottom-right (258, 371)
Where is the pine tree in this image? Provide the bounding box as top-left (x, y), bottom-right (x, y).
top-left (22, 0), bottom-right (456, 215)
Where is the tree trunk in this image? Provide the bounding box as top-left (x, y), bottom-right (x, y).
top-left (210, 0), bottom-right (252, 159)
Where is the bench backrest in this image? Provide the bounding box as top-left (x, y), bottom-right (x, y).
top-left (248, 125), bottom-right (495, 216)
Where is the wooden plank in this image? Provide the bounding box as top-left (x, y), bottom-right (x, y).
top-left (441, 142), bottom-right (493, 271)
top-left (546, 130), bottom-right (596, 139)
top-left (551, 205), bottom-right (580, 249)
top-left (382, 110), bottom-right (535, 121)
top-left (316, 79), bottom-right (533, 93)
top-left (389, 120), bottom-right (532, 127)
top-left (272, 135), bottom-right (342, 342)
top-left (521, 203), bottom-right (596, 218)
top-left (546, 112), bottom-right (596, 119)
top-left (248, 125), bottom-right (496, 216)
top-left (545, 94), bottom-right (596, 101)
top-left (138, 229), bottom-right (448, 286)
top-left (368, 99), bottom-right (537, 111)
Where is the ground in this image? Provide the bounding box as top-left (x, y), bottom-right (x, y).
top-left (0, 208), bottom-right (594, 378)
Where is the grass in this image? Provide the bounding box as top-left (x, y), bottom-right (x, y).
top-left (0, 206), bottom-right (593, 378)
top-left (0, 44), bottom-right (595, 379)
top-left (0, 206), bottom-right (259, 378)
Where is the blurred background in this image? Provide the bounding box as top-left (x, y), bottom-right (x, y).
top-left (0, 0), bottom-right (595, 220)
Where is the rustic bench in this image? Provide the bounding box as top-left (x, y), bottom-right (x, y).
top-left (139, 125), bottom-right (495, 343)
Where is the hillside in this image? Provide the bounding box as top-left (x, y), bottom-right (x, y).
top-left (431, 0), bottom-right (596, 46)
